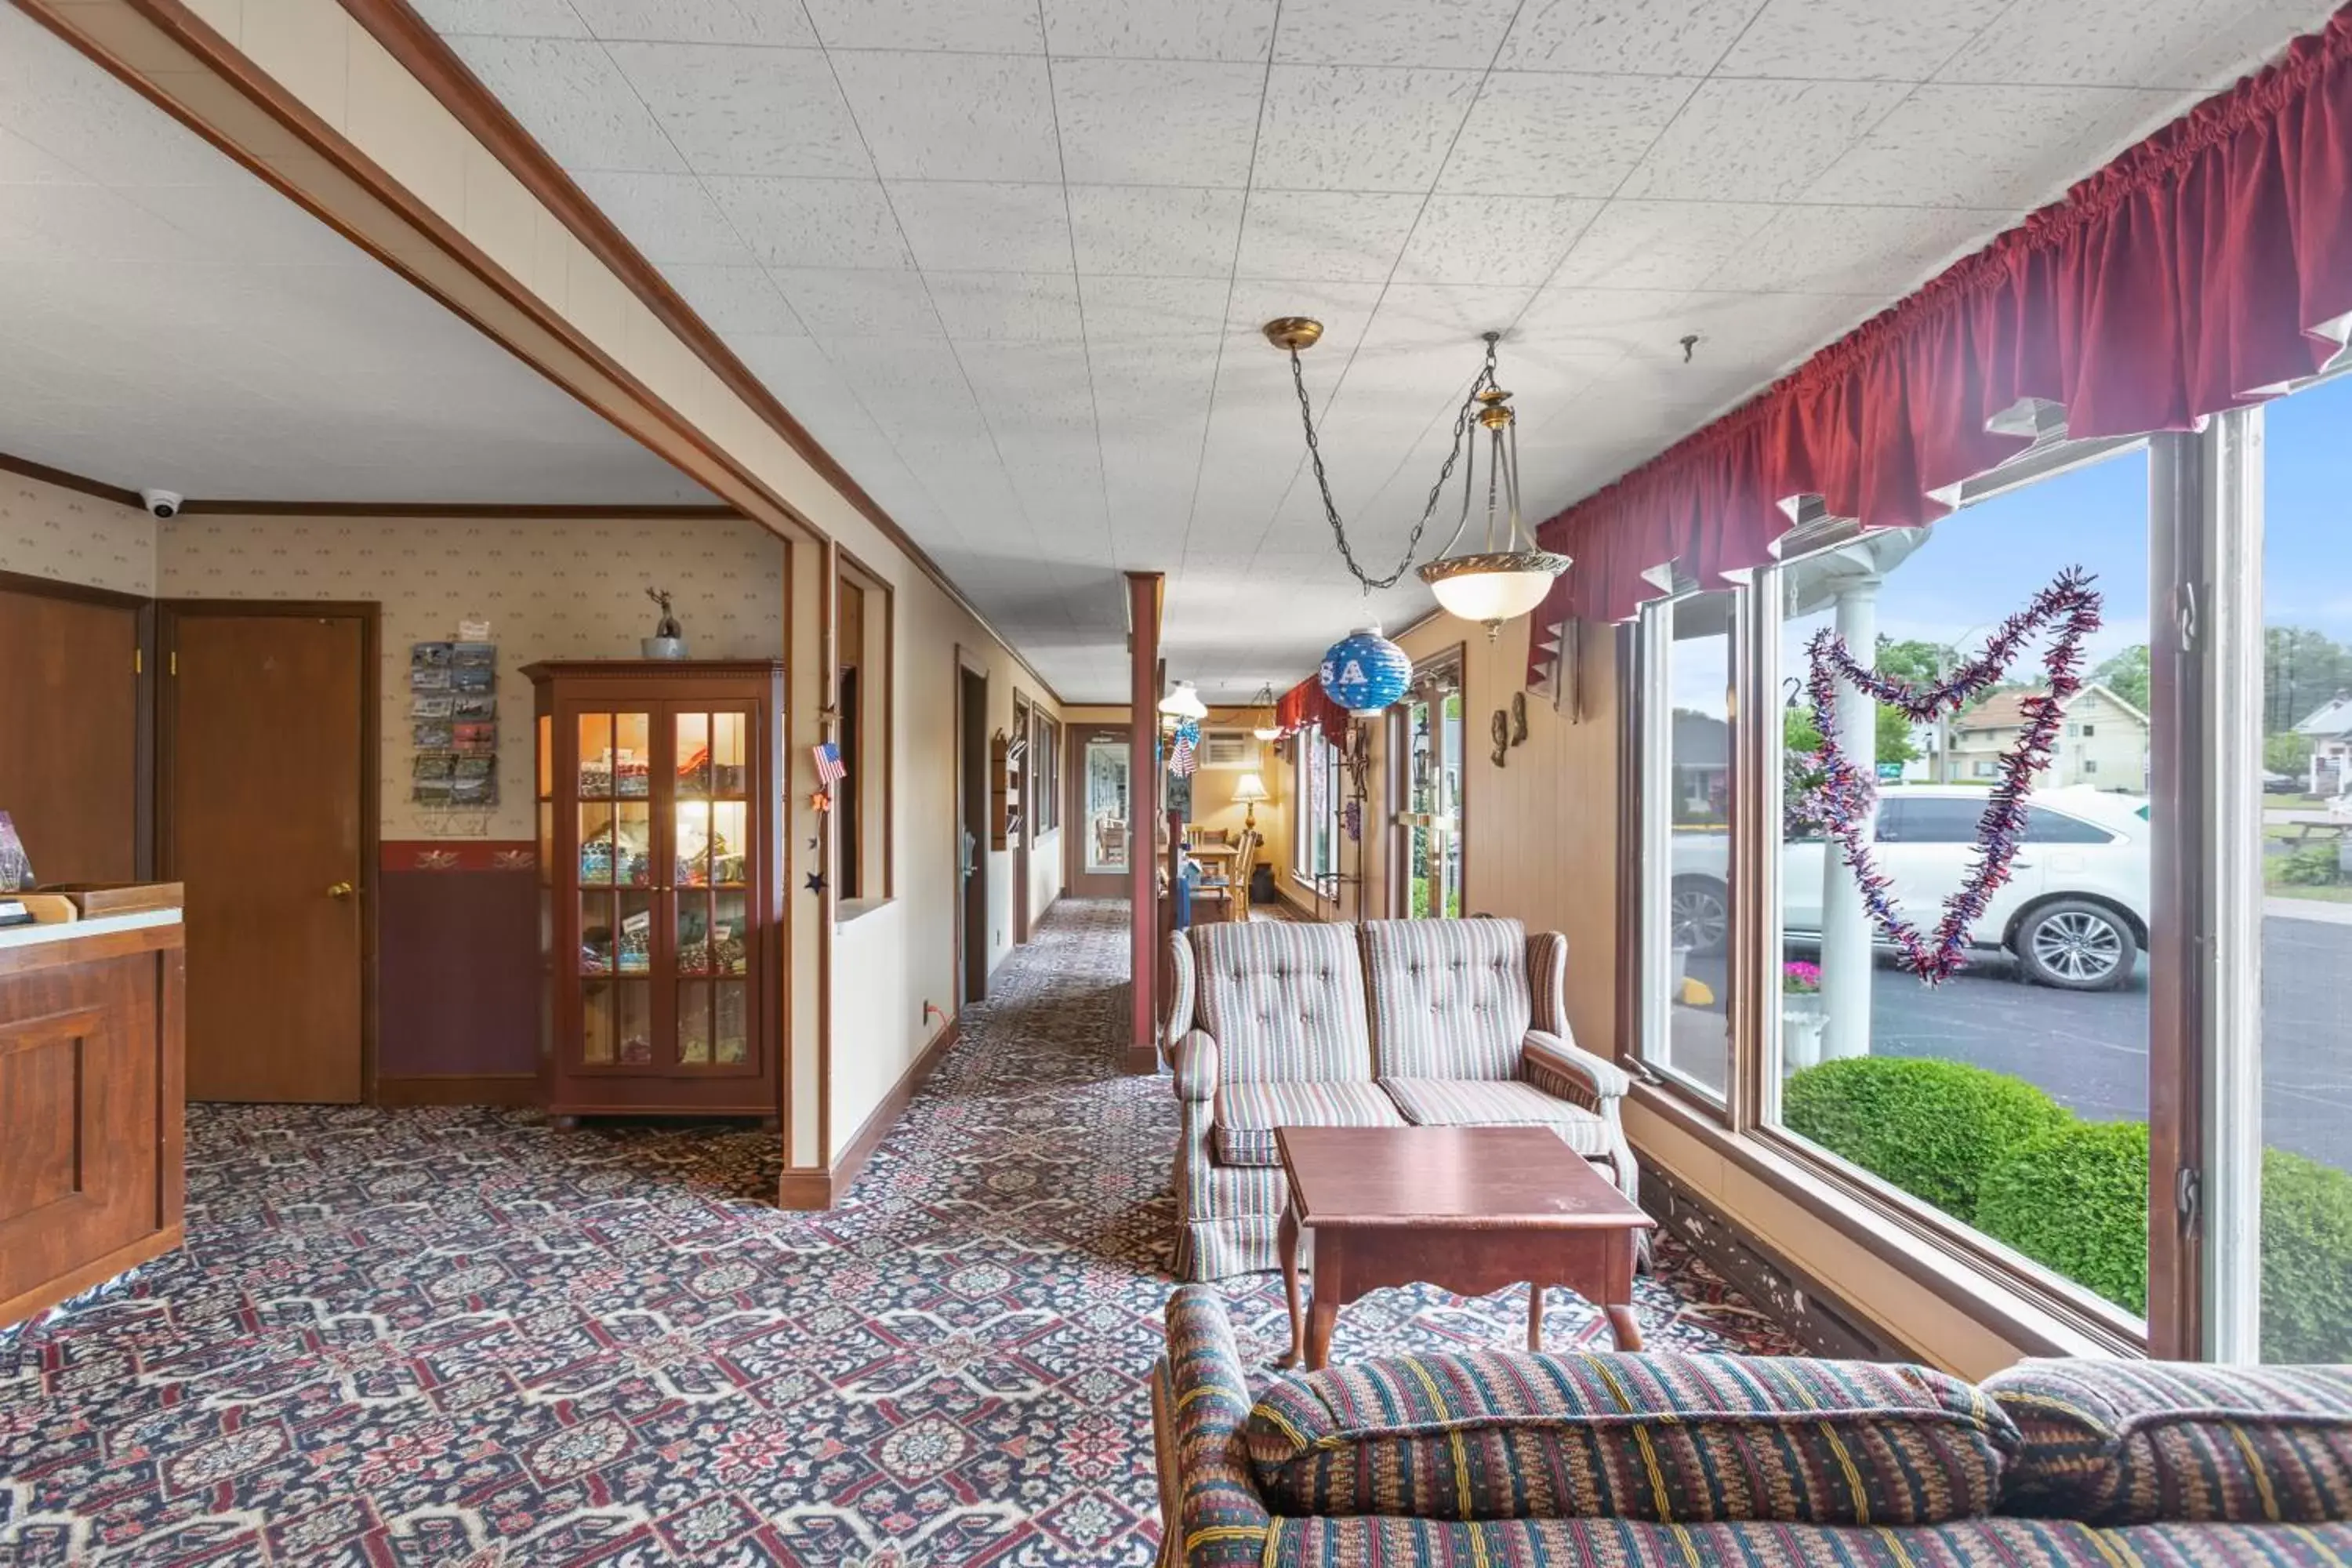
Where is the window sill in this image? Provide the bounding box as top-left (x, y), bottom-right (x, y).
top-left (1625, 1081), bottom-right (2143, 1363)
top-left (835, 897), bottom-right (895, 927)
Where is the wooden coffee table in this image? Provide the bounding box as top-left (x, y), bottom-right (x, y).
top-left (1276, 1124), bottom-right (1654, 1370)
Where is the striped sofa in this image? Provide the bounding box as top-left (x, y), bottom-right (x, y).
top-left (1151, 1287), bottom-right (2352, 1566)
top-left (1166, 916), bottom-right (1635, 1281)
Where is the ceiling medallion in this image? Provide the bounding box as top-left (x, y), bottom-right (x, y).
top-left (1266, 321), bottom-right (1570, 641)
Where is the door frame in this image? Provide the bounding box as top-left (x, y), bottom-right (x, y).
top-left (158, 599), bottom-right (380, 1100)
top-left (0, 568), bottom-right (159, 880)
top-left (1065, 724), bottom-right (1134, 899)
top-left (952, 647), bottom-right (990, 1010)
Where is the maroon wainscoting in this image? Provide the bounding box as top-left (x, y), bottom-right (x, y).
top-left (377, 841), bottom-right (539, 1090)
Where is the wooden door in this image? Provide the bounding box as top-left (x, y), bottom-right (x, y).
top-left (1066, 727), bottom-right (1132, 899)
top-left (166, 610), bottom-right (368, 1102)
top-left (0, 582), bottom-right (143, 884)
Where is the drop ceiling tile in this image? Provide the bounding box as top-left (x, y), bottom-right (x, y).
top-left (447, 37), bottom-right (686, 172)
top-left (953, 338), bottom-right (1097, 408)
top-left (802, 0), bottom-right (1040, 52)
top-left (1051, 58), bottom-right (1266, 187)
top-left (927, 270), bottom-right (1083, 340)
top-left (1702, 203), bottom-right (2013, 294)
top-left (1272, 0), bottom-right (1516, 68)
top-left (1393, 195), bottom-right (1602, 285)
top-left (667, 265), bottom-right (807, 335)
top-left (1222, 278), bottom-right (1387, 347)
top-left (1495, 0), bottom-right (1764, 74)
top-left (775, 267), bottom-right (944, 334)
top-left (1937, 0), bottom-right (2332, 88)
top-left (1040, 0), bottom-right (1278, 60)
top-left (118, 182), bottom-right (366, 267)
top-left (1068, 186), bottom-right (1245, 277)
top-left (702, 175), bottom-right (913, 268)
top-left (1357, 284), bottom-right (1536, 353)
top-left (829, 52), bottom-right (1059, 182)
top-left (570, 171), bottom-right (750, 265)
top-left (1254, 66), bottom-right (1482, 193)
top-left (1616, 78), bottom-right (1913, 202)
top-left (1439, 73), bottom-right (1698, 197)
top-left (1547, 199), bottom-right (1782, 290)
top-left (1806, 84), bottom-right (2180, 209)
top-left (887, 181), bottom-right (1072, 271)
top-left (0, 129), bottom-right (85, 184)
top-left (571, 0), bottom-right (818, 46)
top-left (1233, 190), bottom-right (1423, 281)
top-left (606, 42), bottom-right (869, 179)
top-left (1080, 274), bottom-right (1232, 342)
top-left (1514, 285), bottom-right (1697, 354)
top-left (1715, 0), bottom-right (1991, 81)
top-left (407, 0), bottom-right (589, 36)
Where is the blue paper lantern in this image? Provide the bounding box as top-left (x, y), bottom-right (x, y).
top-left (1319, 626), bottom-right (1411, 717)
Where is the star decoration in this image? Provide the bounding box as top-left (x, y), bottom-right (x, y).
top-left (804, 871), bottom-right (826, 896)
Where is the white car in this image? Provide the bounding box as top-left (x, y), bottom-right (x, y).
top-left (1670, 786), bottom-right (2151, 990)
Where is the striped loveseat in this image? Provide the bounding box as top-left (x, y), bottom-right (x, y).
top-left (1166, 916), bottom-right (1634, 1281)
top-left (1151, 1287), bottom-right (2352, 1566)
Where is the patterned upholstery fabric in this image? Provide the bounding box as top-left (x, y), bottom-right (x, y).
top-left (1246, 1348), bottom-right (2016, 1526)
top-left (1213, 1080), bottom-right (1408, 1167)
top-left (1166, 930), bottom-right (1198, 1055)
top-left (1173, 1102), bottom-right (1289, 1279)
top-left (1173, 1031), bottom-right (1218, 1104)
top-left (1192, 922), bottom-right (1376, 1083)
top-left (1160, 1287), bottom-right (1272, 1567)
top-left (1520, 1029), bottom-right (1630, 1108)
top-left (2108, 1522), bottom-right (2352, 1564)
top-left (1526, 931), bottom-right (1569, 1036)
top-left (1362, 918), bottom-right (1534, 1080)
top-left (1984, 1360), bottom-right (2352, 1526)
top-left (1258, 1515), bottom-right (2138, 1566)
top-left (1381, 1079), bottom-right (1618, 1149)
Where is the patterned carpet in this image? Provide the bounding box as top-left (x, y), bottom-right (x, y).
top-left (1, 900), bottom-right (1800, 1566)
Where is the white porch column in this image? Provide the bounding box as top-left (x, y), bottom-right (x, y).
top-left (1820, 574), bottom-right (1881, 1060)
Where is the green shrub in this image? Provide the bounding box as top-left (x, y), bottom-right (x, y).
top-left (1782, 1057), bottom-right (2073, 1221)
top-left (2259, 1148), bottom-right (2352, 1363)
top-left (2275, 845), bottom-right (2340, 886)
top-left (1976, 1120), bottom-right (2151, 1315)
top-left (1976, 1124), bottom-right (2352, 1359)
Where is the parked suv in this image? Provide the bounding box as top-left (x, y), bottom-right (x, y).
top-left (1670, 786), bottom-right (2150, 990)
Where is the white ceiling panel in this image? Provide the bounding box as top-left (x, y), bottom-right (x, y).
top-left (413, 0), bottom-right (2327, 700)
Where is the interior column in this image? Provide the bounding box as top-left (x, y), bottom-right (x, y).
top-left (1125, 572), bottom-right (1163, 1074)
top-left (1820, 572), bottom-right (1880, 1060)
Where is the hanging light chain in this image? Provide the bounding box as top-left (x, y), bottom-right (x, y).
top-left (1286, 332), bottom-right (1501, 593)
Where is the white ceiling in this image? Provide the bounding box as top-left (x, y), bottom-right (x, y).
top-left (0, 6), bottom-right (713, 507)
top-left (415, 0), bottom-right (2332, 702)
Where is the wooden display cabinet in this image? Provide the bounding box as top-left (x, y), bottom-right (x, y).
top-left (524, 661), bottom-right (785, 1125)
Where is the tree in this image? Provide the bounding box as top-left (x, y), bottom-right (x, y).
top-left (2095, 645), bottom-right (2151, 712)
top-left (2266, 730), bottom-right (2314, 779)
top-left (1784, 698), bottom-right (1917, 768)
top-left (2265, 626), bottom-right (2352, 734)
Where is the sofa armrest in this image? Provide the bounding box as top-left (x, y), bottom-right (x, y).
top-left (1156, 1287), bottom-right (1271, 1565)
top-left (1522, 1028), bottom-right (1630, 1108)
top-left (1173, 1030), bottom-right (1219, 1103)
top-left (1163, 930), bottom-right (1197, 1056)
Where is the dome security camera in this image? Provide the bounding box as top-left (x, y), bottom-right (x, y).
top-left (140, 488), bottom-right (183, 519)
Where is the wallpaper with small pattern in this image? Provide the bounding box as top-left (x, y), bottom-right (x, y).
top-left (0, 475), bottom-right (157, 596)
top-left (157, 514), bottom-right (786, 838)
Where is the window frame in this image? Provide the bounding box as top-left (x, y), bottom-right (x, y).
top-left (1291, 726), bottom-right (1345, 890)
top-left (1388, 644), bottom-right (1468, 920)
top-left (834, 554), bottom-right (894, 903)
top-left (1033, 713), bottom-right (1062, 837)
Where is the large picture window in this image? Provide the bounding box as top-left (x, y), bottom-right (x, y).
top-left (1392, 653), bottom-right (1465, 919)
top-left (1293, 728), bottom-right (1344, 885)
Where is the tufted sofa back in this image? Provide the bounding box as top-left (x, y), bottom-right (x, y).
top-left (1360, 917), bottom-right (1531, 1080)
top-left (1191, 922), bottom-right (1375, 1083)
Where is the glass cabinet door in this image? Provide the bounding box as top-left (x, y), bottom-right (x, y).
top-left (577, 709), bottom-right (655, 1066)
top-left (672, 706), bottom-right (752, 1067)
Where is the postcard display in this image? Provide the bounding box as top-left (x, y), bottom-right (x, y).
top-left (410, 630), bottom-right (500, 829)
top-left (524, 659), bottom-right (786, 1123)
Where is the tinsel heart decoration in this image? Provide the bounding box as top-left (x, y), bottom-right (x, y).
top-left (1806, 566), bottom-right (2102, 985)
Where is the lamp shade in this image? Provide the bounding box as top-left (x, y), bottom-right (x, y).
top-left (1156, 680), bottom-right (1208, 720)
top-left (1231, 770), bottom-right (1269, 804)
top-left (1319, 626), bottom-right (1410, 717)
top-left (1422, 554), bottom-right (1567, 626)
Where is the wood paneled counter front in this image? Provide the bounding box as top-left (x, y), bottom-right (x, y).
top-left (0, 909), bottom-right (186, 1328)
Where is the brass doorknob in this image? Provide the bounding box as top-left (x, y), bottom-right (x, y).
top-left (327, 880), bottom-right (355, 898)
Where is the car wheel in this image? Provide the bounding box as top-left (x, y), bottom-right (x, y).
top-left (1669, 877), bottom-right (1730, 957)
top-left (2014, 899), bottom-right (2136, 990)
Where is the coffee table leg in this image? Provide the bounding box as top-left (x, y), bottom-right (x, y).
top-left (1278, 1200), bottom-right (1304, 1370)
top-left (1606, 1304), bottom-right (1645, 1350)
top-left (1306, 1291), bottom-right (1338, 1371)
top-left (1603, 1230), bottom-right (1644, 1350)
top-left (1526, 1283), bottom-right (1544, 1352)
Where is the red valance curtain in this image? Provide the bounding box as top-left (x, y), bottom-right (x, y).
top-left (1276, 676), bottom-right (1349, 744)
top-left (1525, 4), bottom-right (2352, 685)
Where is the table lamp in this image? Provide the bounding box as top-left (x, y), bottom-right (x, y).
top-left (1232, 770), bottom-right (1269, 833)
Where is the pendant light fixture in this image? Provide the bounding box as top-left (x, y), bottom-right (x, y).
top-left (1156, 680), bottom-right (1208, 721)
top-left (1247, 683), bottom-right (1283, 742)
top-left (1265, 320), bottom-right (1570, 639)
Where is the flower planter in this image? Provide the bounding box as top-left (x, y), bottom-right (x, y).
top-left (1782, 1004), bottom-right (1828, 1069)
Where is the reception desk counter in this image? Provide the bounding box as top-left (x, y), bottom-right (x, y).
top-left (0, 909), bottom-right (185, 1328)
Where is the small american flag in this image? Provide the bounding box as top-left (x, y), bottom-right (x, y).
top-left (812, 742), bottom-right (847, 786)
top-left (1168, 734), bottom-right (1198, 776)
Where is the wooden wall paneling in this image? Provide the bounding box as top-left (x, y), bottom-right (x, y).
top-left (0, 572), bottom-right (149, 886)
top-left (375, 844), bottom-right (538, 1082)
top-left (1124, 574), bottom-right (1161, 1073)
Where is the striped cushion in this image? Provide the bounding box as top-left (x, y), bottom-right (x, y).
top-left (1261, 1515), bottom-right (2138, 1566)
top-left (1214, 1080), bottom-right (1406, 1167)
top-left (1380, 1079), bottom-right (1616, 1156)
top-left (1526, 931), bottom-right (1569, 1036)
top-left (1362, 918), bottom-right (1531, 1080)
top-left (1984, 1360), bottom-right (2352, 1526)
top-left (1246, 1350), bottom-right (2018, 1526)
top-left (2107, 1523), bottom-right (2352, 1564)
top-left (1193, 923), bottom-right (1374, 1083)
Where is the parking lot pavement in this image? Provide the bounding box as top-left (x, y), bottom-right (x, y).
top-left (1686, 910), bottom-right (2351, 1172)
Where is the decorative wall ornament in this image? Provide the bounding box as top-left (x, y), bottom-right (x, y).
top-left (643, 586), bottom-right (688, 659)
top-left (1490, 710), bottom-right (1510, 768)
top-left (1319, 626), bottom-right (1411, 716)
top-left (1510, 691), bottom-right (1529, 746)
top-left (1806, 566), bottom-right (2102, 984)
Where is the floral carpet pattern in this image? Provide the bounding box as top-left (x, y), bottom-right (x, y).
top-left (1, 901), bottom-right (1799, 1566)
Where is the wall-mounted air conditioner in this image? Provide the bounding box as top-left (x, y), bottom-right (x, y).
top-left (1198, 729), bottom-right (1257, 770)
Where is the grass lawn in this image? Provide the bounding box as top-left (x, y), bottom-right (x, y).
top-left (2270, 883), bottom-right (2352, 904)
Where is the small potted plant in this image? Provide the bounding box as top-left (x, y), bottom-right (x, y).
top-left (1780, 959), bottom-right (1827, 1068)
